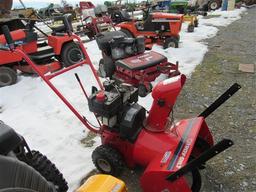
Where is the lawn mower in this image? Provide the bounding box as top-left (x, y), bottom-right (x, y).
top-left (76, 4), bottom-right (115, 40)
top-left (116, 12), bottom-right (183, 49)
top-left (0, 25), bottom-right (241, 192)
top-left (0, 121), bottom-right (127, 192)
top-left (0, 15), bottom-right (84, 87)
top-left (76, 15), bottom-right (115, 40)
top-left (152, 0), bottom-right (207, 32)
top-left (96, 30), bottom-right (180, 97)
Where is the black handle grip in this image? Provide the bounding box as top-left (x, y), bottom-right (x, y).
top-left (2, 25), bottom-right (14, 46)
top-left (75, 73), bottom-right (80, 82)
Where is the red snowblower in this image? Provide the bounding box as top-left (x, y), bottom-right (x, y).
top-left (96, 31), bottom-right (180, 97)
top-left (0, 24), bottom-right (241, 192)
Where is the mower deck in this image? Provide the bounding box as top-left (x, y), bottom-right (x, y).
top-left (115, 51), bottom-right (167, 70)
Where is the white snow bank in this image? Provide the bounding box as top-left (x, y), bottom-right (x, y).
top-left (0, 7), bottom-right (246, 191)
top-left (200, 7), bottom-right (247, 26)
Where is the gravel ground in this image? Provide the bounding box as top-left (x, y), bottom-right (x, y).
top-left (176, 7), bottom-right (256, 192)
top-left (83, 7), bottom-right (256, 192)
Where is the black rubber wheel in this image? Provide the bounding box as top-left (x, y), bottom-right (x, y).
top-left (138, 84), bottom-right (148, 97)
top-left (187, 24), bottom-right (195, 33)
top-left (138, 83), bottom-right (152, 97)
top-left (61, 41), bottom-right (84, 67)
top-left (208, 0), bottom-right (221, 10)
top-left (18, 150), bottom-right (68, 192)
top-left (120, 29), bottom-right (134, 38)
top-left (0, 67), bottom-right (17, 87)
top-left (92, 145), bottom-right (124, 176)
top-left (184, 168), bottom-right (202, 192)
top-left (163, 37), bottom-right (179, 49)
top-left (194, 19), bottom-right (199, 27)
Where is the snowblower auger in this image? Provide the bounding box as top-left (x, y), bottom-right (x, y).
top-left (0, 23), bottom-right (103, 133)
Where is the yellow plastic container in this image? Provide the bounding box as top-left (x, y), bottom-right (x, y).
top-left (77, 174), bottom-right (128, 192)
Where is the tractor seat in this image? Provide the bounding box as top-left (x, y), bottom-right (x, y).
top-left (0, 29), bottom-right (26, 44)
top-left (115, 51), bottom-right (167, 70)
top-left (0, 122), bottom-right (22, 155)
top-left (52, 14), bottom-right (73, 34)
top-left (0, 29), bottom-right (38, 45)
top-left (24, 30), bottom-right (38, 43)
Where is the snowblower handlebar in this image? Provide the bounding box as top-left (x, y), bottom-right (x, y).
top-left (0, 27), bottom-right (103, 134)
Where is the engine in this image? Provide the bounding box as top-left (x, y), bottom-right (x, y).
top-left (96, 31), bottom-right (145, 60)
top-left (88, 80), bottom-right (146, 141)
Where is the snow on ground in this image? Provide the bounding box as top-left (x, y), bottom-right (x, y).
top-left (0, 7), bottom-right (246, 191)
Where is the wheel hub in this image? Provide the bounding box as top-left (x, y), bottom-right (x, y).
top-left (97, 159), bottom-right (112, 173)
top-left (0, 73), bottom-right (12, 86)
top-left (68, 48), bottom-right (83, 63)
top-left (210, 2), bottom-right (218, 9)
top-left (168, 41), bottom-right (176, 48)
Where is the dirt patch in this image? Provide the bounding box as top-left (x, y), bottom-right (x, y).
top-left (80, 131), bottom-right (97, 147)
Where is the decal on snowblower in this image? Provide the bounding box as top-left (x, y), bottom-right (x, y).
top-left (176, 138), bottom-right (192, 169)
top-left (167, 118), bottom-right (197, 170)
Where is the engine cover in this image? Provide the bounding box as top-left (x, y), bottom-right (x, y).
top-left (119, 103), bottom-right (146, 142)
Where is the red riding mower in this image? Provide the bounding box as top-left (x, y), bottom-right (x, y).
top-left (0, 25), bottom-right (241, 192)
top-left (96, 31), bottom-right (179, 97)
top-left (0, 15), bottom-right (84, 87)
top-left (116, 12), bottom-right (183, 49)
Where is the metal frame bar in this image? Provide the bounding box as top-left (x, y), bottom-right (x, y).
top-left (9, 35), bottom-right (103, 133)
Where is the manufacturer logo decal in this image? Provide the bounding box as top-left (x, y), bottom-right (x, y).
top-left (160, 151), bottom-right (171, 165)
top-left (176, 138), bottom-right (192, 169)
